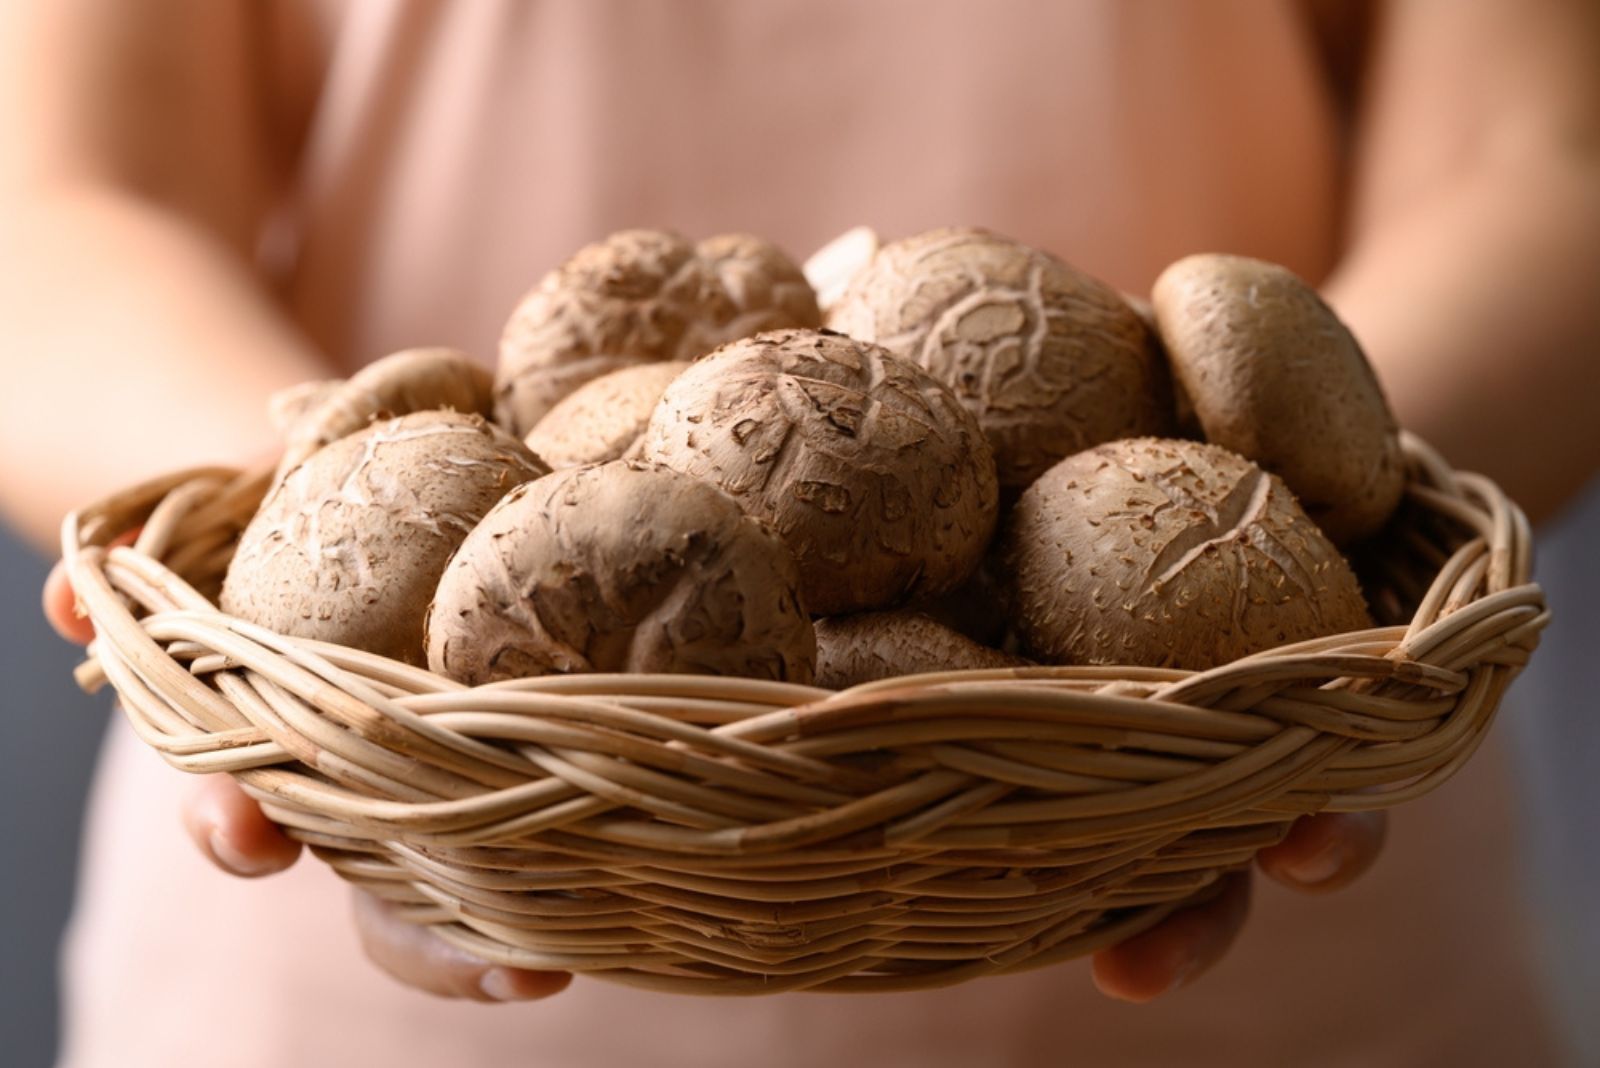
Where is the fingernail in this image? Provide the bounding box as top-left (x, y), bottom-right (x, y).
top-left (1283, 841), bottom-right (1345, 886)
top-left (480, 968), bottom-right (526, 1002)
top-left (209, 828), bottom-right (274, 877)
top-left (1169, 950), bottom-right (1202, 991)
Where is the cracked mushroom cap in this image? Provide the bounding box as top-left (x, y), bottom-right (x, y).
top-left (524, 360), bottom-right (691, 469)
top-left (276, 347), bottom-right (494, 480)
top-left (1001, 437), bottom-right (1372, 670)
top-left (221, 411), bottom-right (547, 665)
top-left (696, 233), bottom-right (822, 337)
top-left (827, 228), bottom-right (1172, 491)
top-left (639, 328), bottom-right (1000, 616)
top-left (495, 229), bottom-right (819, 436)
top-left (1151, 253), bottom-right (1405, 544)
top-left (267, 378), bottom-right (344, 437)
top-left (425, 460), bottom-right (816, 685)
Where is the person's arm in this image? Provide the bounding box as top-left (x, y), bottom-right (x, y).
top-left (0, 0), bottom-right (329, 549)
top-left (8, 0), bottom-right (566, 1004)
top-left (1324, 0), bottom-right (1600, 524)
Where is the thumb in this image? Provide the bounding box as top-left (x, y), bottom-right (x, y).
top-left (43, 559), bottom-right (95, 645)
top-left (44, 526), bottom-right (144, 645)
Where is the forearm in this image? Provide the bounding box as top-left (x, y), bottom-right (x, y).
top-left (0, 186), bottom-right (331, 550)
top-left (1325, 156), bottom-right (1600, 525)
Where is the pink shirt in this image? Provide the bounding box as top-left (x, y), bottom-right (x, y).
top-left (60, 3), bottom-right (1559, 1065)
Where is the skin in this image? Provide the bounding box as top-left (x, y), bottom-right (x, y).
top-left (1322, 0), bottom-right (1600, 524)
top-left (12, 0), bottom-right (1600, 1005)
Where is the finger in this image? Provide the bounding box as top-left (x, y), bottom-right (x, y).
top-left (181, 774), bottom-right (302, 878)
top-left (43, 560), bottom-right (96, 645)
top-left (1256, 811), bottom-right (1388, 893)
top-left (43, 527), bottom-right (144, 645)
top-left (352, 890), bottom-right (572, 1002)
top-left (1091, 871), bottom-right (1252, 1003)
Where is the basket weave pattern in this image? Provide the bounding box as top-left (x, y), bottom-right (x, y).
top-left (64, 433), bottom-right (1547, 995)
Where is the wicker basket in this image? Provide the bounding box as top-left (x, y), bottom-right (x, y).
top-left (61, 432), bottom-right (1547, 995)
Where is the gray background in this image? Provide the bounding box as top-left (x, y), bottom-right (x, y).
top-left (0, 524), bottom-right (106, 1068)
top-left (2, 480), bottom-right (1596, 1067)
top-left (1504, 480), bottom-right (1600, 1064)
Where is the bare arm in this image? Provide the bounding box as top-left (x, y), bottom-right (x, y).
top-left (1325, 0), bottom-right (1600, 524)
top-left (0, 0), bottom-right (332, 549)
top-left (15, 1), bottom-right (573, 1004)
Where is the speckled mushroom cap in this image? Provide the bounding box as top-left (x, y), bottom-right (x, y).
top-left (696, 233), bottom-right (822, 337)
top-left (524, 360), bottom-right (691, 469)
top-left (639, 328), bottom-right (1000, 616)
top-left (1001, 437), bottom-right (1372, 671)
top-left (827, 228), bottom-right (1171, 491)
top-left (276, 347), bottom-right (495, 480)
top-left (266, 378), bottom-right (343, 437)
top-left (221, 411), bottom-right (547, 666)
top-left (1151, 253), bottom-right (1405, 544)
top-left (812, 610), bottom-right (1028, 690)
top-left (498, 355), bottom-right (655, 440)
top-left (425, 461), bottom-right (816, 686)
top-left (495, 230), bottom-right (819, 436)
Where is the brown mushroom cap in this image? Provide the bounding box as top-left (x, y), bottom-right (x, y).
top-left (221, 411), bottom-right (547, 665)
top-left (919, 555), bottom-right (1015, 649)
top-left (495, 229), bottom-right (818, 435)
top-left (277, 347), bottom-right (493, 479)
top-left (827, 228), bottom-right (1172, 491)
top-left (425, 461), bottom-right (816, 685)
top-left (1001, 437), bottom-right (1372, 671)
top-left (1151, 253), bottom-right (1404, 544)
top-left (266, 379), bottom-right (344, 437)
top-left (696, 233), bottom-right (822, 337)
top-left (499, 355), bottom-right (653, 439)
top-left (524, 361), bottom-right (691, 469)
top-left (814, 610), bottom-right (1029, 690)
top-left (639, 328), bottom-right (1000, 616)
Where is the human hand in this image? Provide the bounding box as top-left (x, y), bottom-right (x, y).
top-left (43, 558), bottom-right (572, 1003)
top-left (180, 773), bottom-right (571, 1002)
top-left (1090, 810), bottom-right (1388, 1002)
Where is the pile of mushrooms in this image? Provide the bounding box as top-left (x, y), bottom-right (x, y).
top-left (220, 226), bottom-right (1403, 690)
